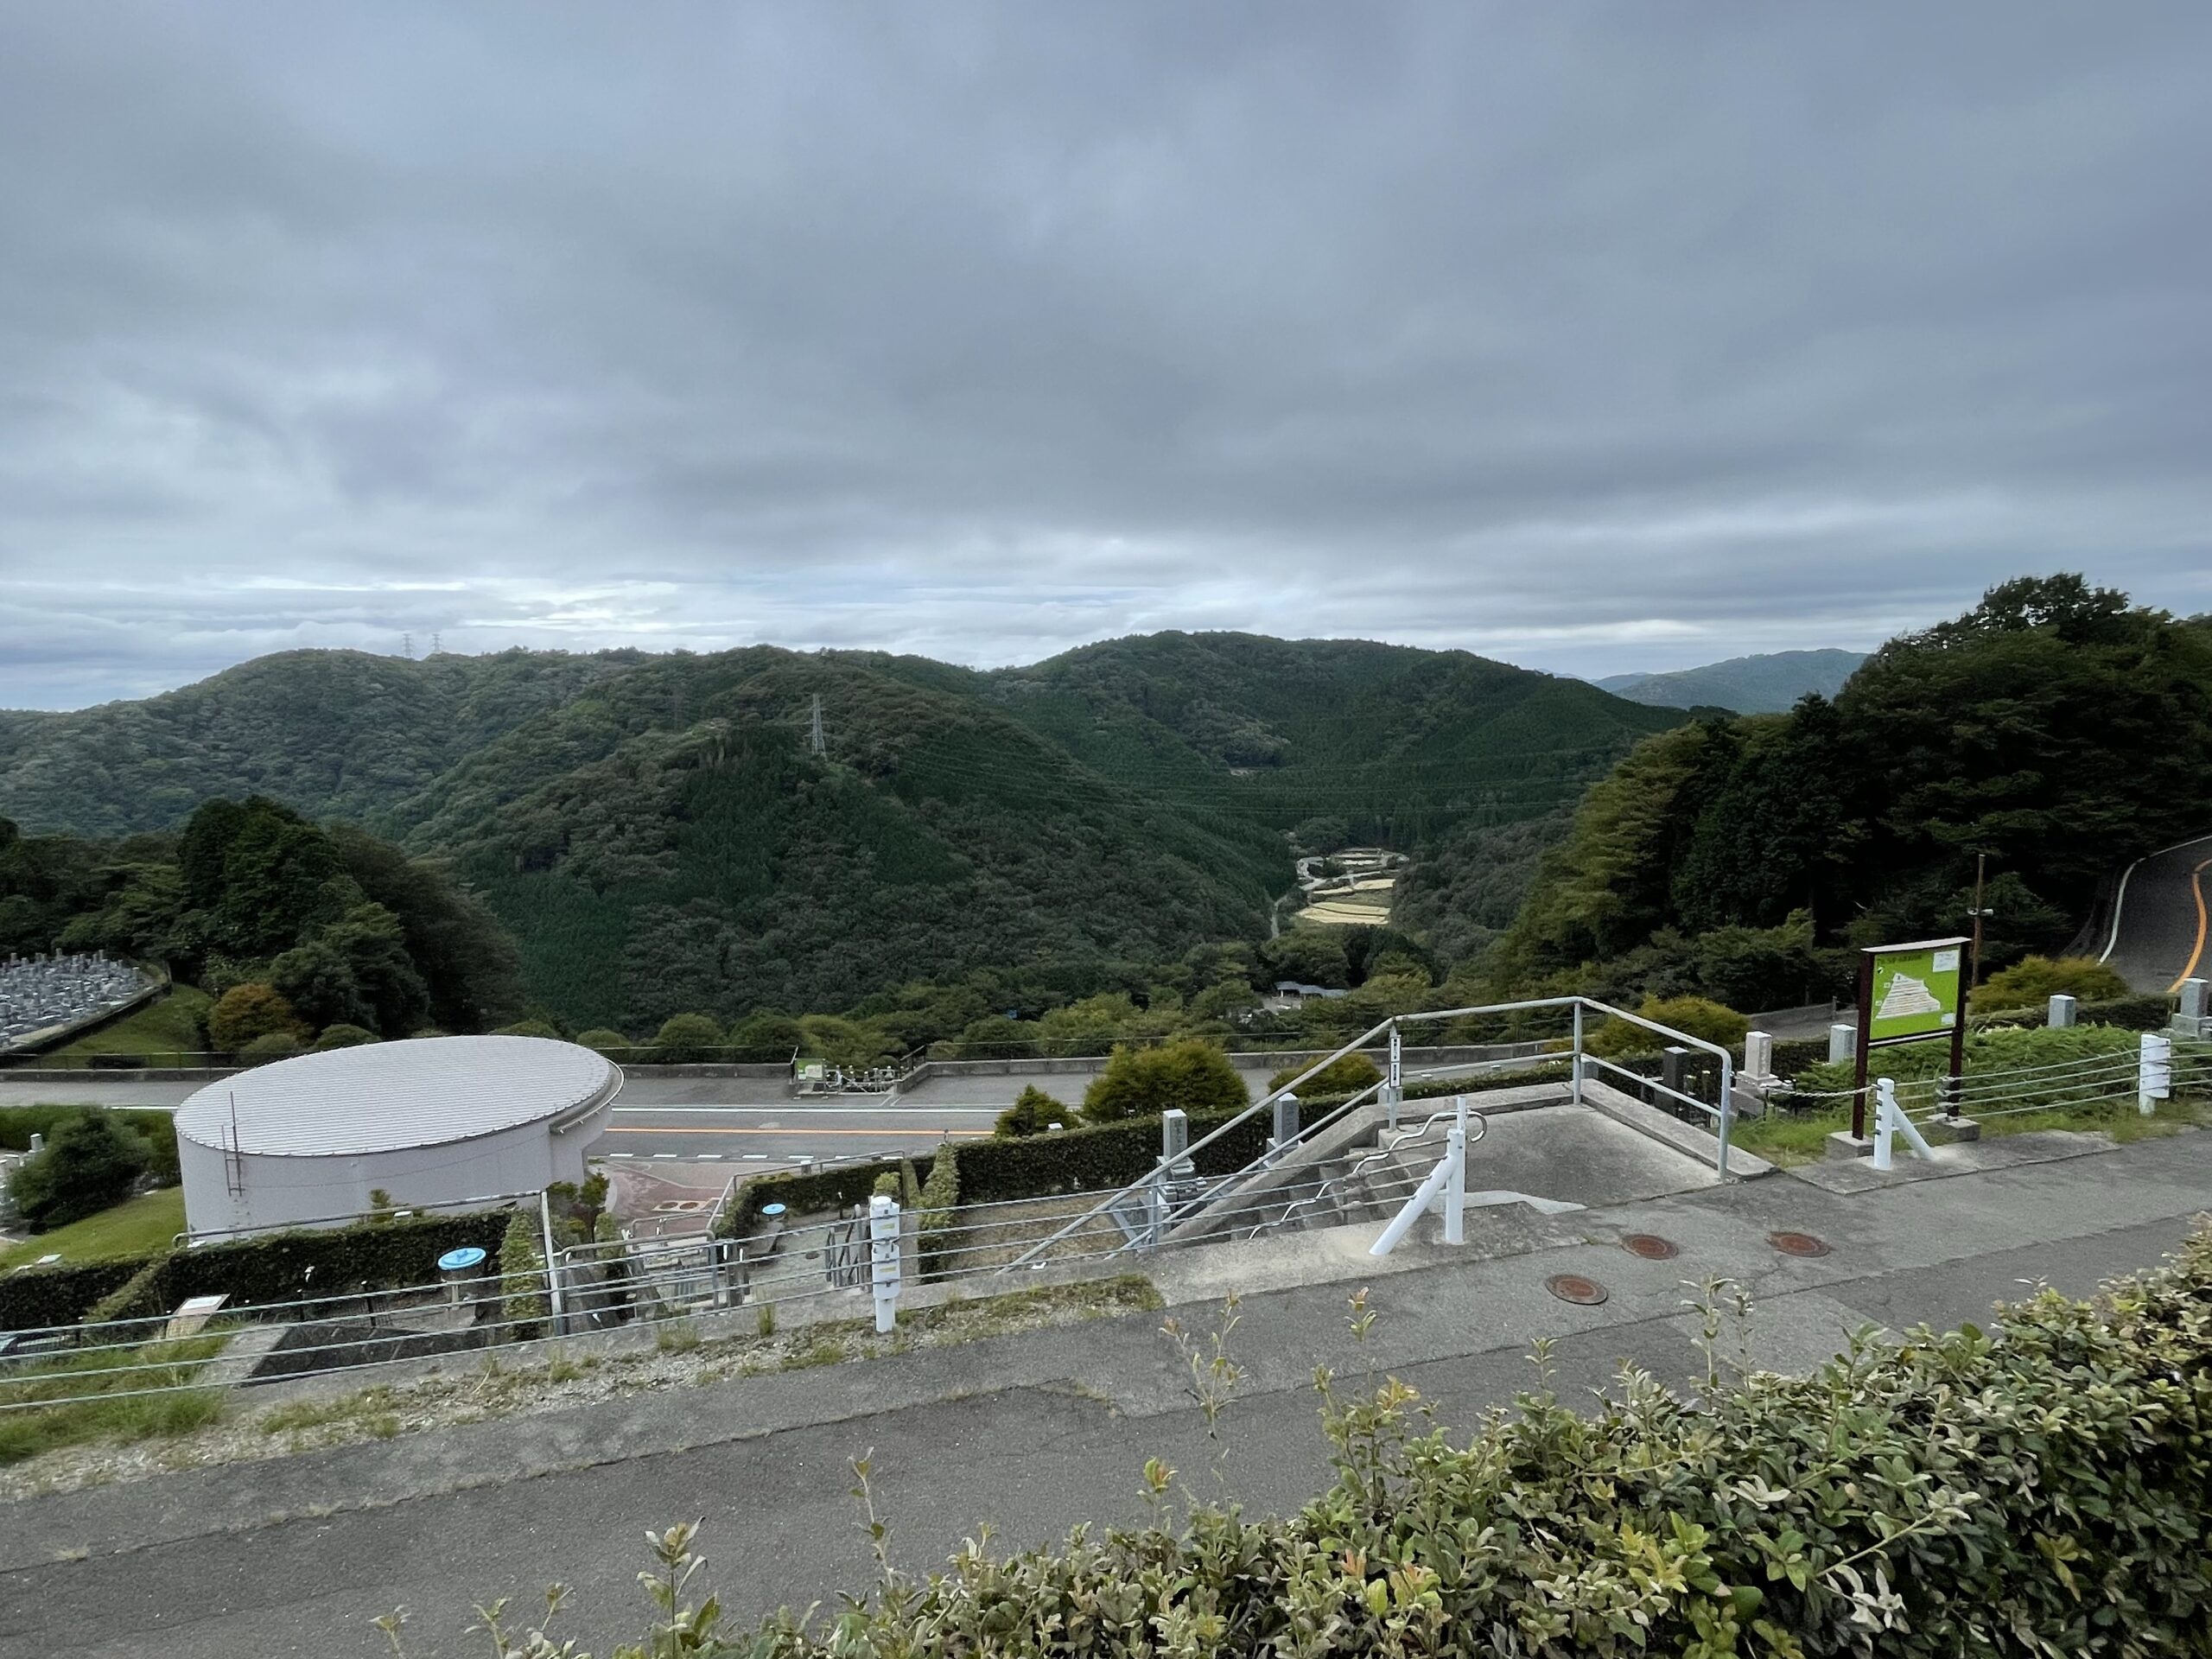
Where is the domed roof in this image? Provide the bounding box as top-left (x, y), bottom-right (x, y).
top-left (175, 1035), bottom-right (620, 1157)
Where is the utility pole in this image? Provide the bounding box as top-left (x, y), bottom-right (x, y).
top-left (809, 693), bottom-right (826, 757)
top-left (1967, 852), bottom-right (1992, 989)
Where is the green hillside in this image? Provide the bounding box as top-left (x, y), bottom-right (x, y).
top-left (0, 633), bottom-right (1687, 1027)
top-left (982, 632), bottom-right (1683, 842)
top-left (0, 649), bottom-right (639, 837)
top-left (1593, 648), bottom-right (1866, 715)
top-left (1494, 578), bottom-right (2212, 1006)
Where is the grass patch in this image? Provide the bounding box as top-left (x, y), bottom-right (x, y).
top-left (0, 1334), bottom-right (227, 1465)
top-left (1736, 1091), bottom-right (2212, 1168)
top-left (0, 1187), bottom-right (185, 1269)
top-left (46, 986), bottom-right (212, 1061)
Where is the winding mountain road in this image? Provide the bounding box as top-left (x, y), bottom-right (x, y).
top-left (2101, 830), bottom-right (2212, 994)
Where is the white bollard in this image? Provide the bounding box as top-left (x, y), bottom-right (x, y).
top-left (1827, 1023), bottom-right (1855, 1065)
top-left (1441, 1096), bottom-right (1466, 1246)
top-left (1870, 1077), bottom-right (1934, 1171)
top-left (868, 1194), bottom-right (902, 1334)
top-left (2047, 994), bottom-right (2076, 1029)
top-left (2139, 1032), bottom-right (2171, 1116)
top-left (1744, 1030), bottom-right (1774, 1080)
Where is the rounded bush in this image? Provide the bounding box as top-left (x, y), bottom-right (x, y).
top-left (652, 1012), bottom-right (724, 1065)
top-left (207, 982), bottom-right (309, 1053)
top-left (1586, 995), bottom-right (1748, 1058)
top-left (240, 1031), bottom-right (302, 1064)
top-left (310, 1023), bottom-right (378, 1052)
top-left (493, 1018), bottom-right (563, 1040)
top-left (575, 1027), bottom-right (633, 1056)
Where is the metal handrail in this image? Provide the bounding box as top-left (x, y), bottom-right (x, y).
top-left (1242, 1105), bottom-right (1488, 1240)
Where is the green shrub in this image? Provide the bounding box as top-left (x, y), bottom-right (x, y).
top-left (871, 1171), bottom-right (901, 1199)
top-left (1083, 1039), bottom-right (1249, 1123)
top-left (443, 1230), bottom-right (2212, 1659)
top-left (9, 1109), bottom-right (151, 1231)
top-left (995, 1084), bottom-right (1075, 1137)
top-left (493, 1018), bottom-right (563, 1040)
top-left (1971, 954), bottom-right (2133, 1014)
top-left (207, 982), bottom-right (309, 1052)
top-left (240, 1031), bottom-right (302, 1063)
top-left (915, 1146), bottom-right (960, 1278)
top-left (309, 1023), bottom-right (378, 1052)
top-left (1587, 995), bottom-right (1749, 1058)
top-left (1791, 1023), bottom-right (2142, 1115)
top-left (652, 1012), bottom-right (723, 1065)
top-left (499, 1209), bottom-right (550, 1341)
top-left (575, 1027), bottom-right (632, 1055)
top-left (1268, 1052), bottom-right (1381, 1096)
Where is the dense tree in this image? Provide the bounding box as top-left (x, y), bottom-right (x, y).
top-left (1486, 578), bottom-right (2212, 999)
top-left (10, 1109), bottom-right (152, 1230)
top-left (208, 983), bottom-right (310, 1052)
top-left (995, 1084), bottom-right (1076, 1138)
top-left (1082, 1039), bottom-right (1249, 1124)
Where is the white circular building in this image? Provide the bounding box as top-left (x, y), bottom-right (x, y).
top-left (175, 1036), bottom-right (621, 1237)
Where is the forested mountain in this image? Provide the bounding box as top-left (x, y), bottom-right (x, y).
top-left (983, 633), bottom-right (1681, 842)
top-left (0, 650), bottom-right (638, 836)
top-left (1595, 649), bottom-right (1865, 714)
top-left (0, 634), bottom-right (1681, 1027)
top-left (1492, 578), bottom-right (2212, 1007)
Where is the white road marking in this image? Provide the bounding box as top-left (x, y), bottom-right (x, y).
top-left (742, 1154), bottom-right (769, 1160)
top-left (652, 1153), bottom-right (677, 1160)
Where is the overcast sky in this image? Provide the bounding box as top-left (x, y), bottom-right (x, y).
top-left (3, 4), bottom-right (2209, 709)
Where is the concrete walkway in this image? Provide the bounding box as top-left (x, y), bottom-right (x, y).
top-left (2, 1129), bottom-right (2207, 1659)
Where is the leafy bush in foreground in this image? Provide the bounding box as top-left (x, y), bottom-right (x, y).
top-left (387, 1228), bottom-right (2212, 1658)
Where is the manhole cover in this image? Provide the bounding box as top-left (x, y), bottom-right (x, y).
top-left (1546, 1274), bottom-right (1609, 1306)
top-left (1769, 1231), bottom-right (1831, 1258)
top-left (1621, 1233), bottom-right (1678, 1261)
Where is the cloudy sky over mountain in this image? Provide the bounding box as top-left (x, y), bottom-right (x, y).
top-left (3, 3), bottom-right (2208, 709)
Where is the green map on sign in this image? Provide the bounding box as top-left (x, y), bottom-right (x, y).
top-left (1867, 944), bottom-right (1962, 1043)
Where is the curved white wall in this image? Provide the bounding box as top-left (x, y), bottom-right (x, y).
top-left (179, 1095), bottom-right (614, 1236)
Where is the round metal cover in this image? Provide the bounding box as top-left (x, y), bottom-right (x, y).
top-left (1546, 1273), bottom-right (1609, 1306)
top-left (1769, 1230), bottom-right (1831, 1258)
top-left (1621, 1233), bottom-right (1678, 1261)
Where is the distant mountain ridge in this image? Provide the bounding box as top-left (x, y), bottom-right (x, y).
top-left (0, 636), bottom-right (1686, 1027)
top-left (1593, 649), bottom-right (1866, 714)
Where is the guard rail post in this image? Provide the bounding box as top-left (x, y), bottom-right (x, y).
top-left (1270, 1091), bottom-right (1300, 1157)
top-left (1441, 1096), bottom-right (1466, 1245)
top-left (2139, 1032), bottom-right (2171, 1116)
top-left (868, 1194), bottom-right (901, 1334)
top-left (1569, 1001), bottom-right (1585, 1106)
top-left (1871, 1077), bottom-right (1933, 1171)
top-left (1386, 1022), bottom-right (1402, 1129)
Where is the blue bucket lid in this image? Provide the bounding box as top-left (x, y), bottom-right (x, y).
top-left (437, 1245), bottom-right (488, 1272)
top-left (760, 1203), bottom-right (787, 1217)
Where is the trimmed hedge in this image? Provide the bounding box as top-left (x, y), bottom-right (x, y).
top-left (490, 1228), bottom-right (2212, 1659)
top-left (1762, 995), bottom-right (2172, 1082)
top-left (0, 1210), bottom-right (513, 1332)
top-left (0, 1256), bottom-right (149, 1333)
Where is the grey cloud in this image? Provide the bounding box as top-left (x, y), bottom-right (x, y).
top-left (1, 3), bottom-right (2209, 708)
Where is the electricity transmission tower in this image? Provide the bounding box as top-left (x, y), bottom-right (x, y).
top-left (809, 694), bottom-right (827, 756)
top-left (402, 632), bottom-right (414, 660)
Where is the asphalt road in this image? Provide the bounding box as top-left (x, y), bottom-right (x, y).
top-left (2101, 829), bottom-right (2212, 994)
top-left (0, 1066), bottom-right (1269, 1165)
